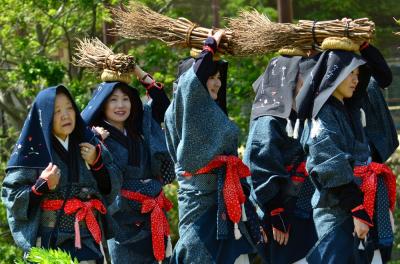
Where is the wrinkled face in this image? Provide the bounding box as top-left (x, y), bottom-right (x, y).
top-left (333, 67), bottom-right (360, 101)
top-left (104, 88), bottom-right (131, 128)
top-left (206, 72), bottom-right (221, 100)
top-left (52, 93), bottom-right (76, 140)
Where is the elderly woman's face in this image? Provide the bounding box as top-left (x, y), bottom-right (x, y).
top-left (52, 93), bottom-right (76, 140)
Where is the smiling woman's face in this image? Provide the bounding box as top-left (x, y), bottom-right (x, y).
top-left (104, 88), bottom-right (131, 130)
top-left (52, 93), bottom-right (76, 140)
top-left (206, 71), bottom-right (221, 100)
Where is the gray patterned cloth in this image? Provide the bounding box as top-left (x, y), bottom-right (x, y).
top-left (165, 67), bottom-right (256, 263)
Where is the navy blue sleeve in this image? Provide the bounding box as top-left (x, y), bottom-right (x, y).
top-left (360, 44), bottom-right (392, 88)
top-left (193, 37), bottom-right (217, 88)
top-left (28, 177), bottom-right (49, 215)
top-left (147, 87), bottom-right (170, 124)
top-left (90, 145), bottom-right (111, 195)
top-left (329, 182), bottom-right (363, 211)
top-left (244, 117), bottom-right (290, 212)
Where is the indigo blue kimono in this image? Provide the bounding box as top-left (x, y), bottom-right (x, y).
top-left (362, 78), bottom-right (398, 163)
top-left (81, 81), bottom-right (174, 264)
top-left (165, 66), bottom-right (256, 264)
top-left (244, 55), bottom-right (317, 263)
top-left (297, 50), bottom-right (395, 263)
top-left (1, 85), bottom-right (120, 262)
top-left (360, 44), bottom-right (398, 163)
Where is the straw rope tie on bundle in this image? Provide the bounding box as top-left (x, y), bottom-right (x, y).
top-left (111, 2), bottom-right (233, 54)
top-left (311, 20), bottom-right (319, 49)
top-left (227, 9), bottom-right (374, 56)
top-left (319, 19), bottom-right (360, 51)
top-left (111, 3), bottom-right (374, 56)
top-left (185, 21), bottom-right (198, 46)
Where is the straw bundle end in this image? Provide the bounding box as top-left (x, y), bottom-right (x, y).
top-left (278, 47), bottom-right (308, 57)
top-left (101, 69), bottom-right (132, 84)
top-left (190, 48), bottom-right (221, 61)
top-left (320, 37), bottom-right (359, 52)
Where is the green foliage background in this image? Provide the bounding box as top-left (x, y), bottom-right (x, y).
top-left (0, 0), bottom-right (399, 263)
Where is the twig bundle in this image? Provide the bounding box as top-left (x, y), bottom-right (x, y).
top-left (228, 10), bottom-right (375, 56)
top-left (73, 37), bottom-right (136, 73)
top-left (111, 2), bottom-right (233, 54)
top-left (111, 2), bottom-right (374, 57)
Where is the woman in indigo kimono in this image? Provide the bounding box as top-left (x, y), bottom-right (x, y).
top-left (164, 30), bottom-right (258, 264)
top-left (2, 85), bottom-right (119, 263)
top-left (81, 63), bottom-right (174, 264)
top-left (359, 42), bottom-right (398, 164)
top-left (244, 50), bottom-right (319, 264)
top-left (296, 38), bottom-right (396, 263)
top-left (357, 42), bottom-right (398, 262)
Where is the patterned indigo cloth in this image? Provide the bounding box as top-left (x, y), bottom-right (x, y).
top-left (362, 78), bottom-right (398, 162)
top-left (250, 55), bottom-right (302, 120)
top-left (1, 86), bottom-right (120, 262)
top-left (81, 81), bottom-right (174, 263)
top-left (165, 67), bottom-right (256, 263)
top-left (302, 98), bottom-right (393, 263)
top-left (298, 49), bottom-right (394, 263)
top-left (244, 115), bottom-right (317, 263)
top-left (245, 55), bottom-right (318, 263)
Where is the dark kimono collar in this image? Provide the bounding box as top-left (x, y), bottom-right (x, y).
top-left (251, 55), bottom-right (302, 120)
top-left (176, 57), bottom-right (228, 114)
top-left (99, 120), bottom-right (141, 166)
top-left (7, 85), bottom-right (94, 171)
top-left (296, 50), bottom-right (370, 119)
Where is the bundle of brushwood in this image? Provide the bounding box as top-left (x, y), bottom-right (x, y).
top-left (111, 2), bottom-right (374, 56)
top-left (110, 2), bottom-right (233, 54)
top-left (227, 10), bottom-right (375, 56)
top-left (73, 38), bottom-right (136, 83)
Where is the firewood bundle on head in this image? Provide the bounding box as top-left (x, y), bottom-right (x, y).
top-left (111, 1), bottom-right (233, 54)
top-left (227, 10), bottom-right (375, 56)
top-left (73, 38), bottom-right (136, 84)
top-left (110, 2), bottom-right (374, 57)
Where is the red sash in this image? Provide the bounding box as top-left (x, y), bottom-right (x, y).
top-left (121, 190), bottom-right (173, 262)
top-left (353, 162), bottom-right (396, 219)
top-left (286, 161), bottom-right (308, 183)
top-left (183, 155), bottom-right (250, 224)
top-left (41, 198), bottom-right (106, 248)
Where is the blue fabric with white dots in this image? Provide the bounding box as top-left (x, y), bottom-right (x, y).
top-left (165, 68), bottom-right (256, 263)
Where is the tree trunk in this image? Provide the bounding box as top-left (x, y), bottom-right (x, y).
top-left (211, 0), bottom-right (220, 28)
top-left (277, 0), bottom-right (293, 23)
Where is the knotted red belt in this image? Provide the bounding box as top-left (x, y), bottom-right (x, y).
top-left (121, 190), bottom-right (173, 263)
top-left (353, 162), bottom-right (396, 219)
top-left (183, 155), bottom-right (250, 225)
top-left (286, 161), bottom-right (308, 183)
top-left (41, 198), bottom-right (106, 248)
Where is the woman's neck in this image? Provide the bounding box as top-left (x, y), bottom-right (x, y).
top-left (105, 119), bottom-right (125, 132)
top-left (332, 91), bottom-right (344, 103)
